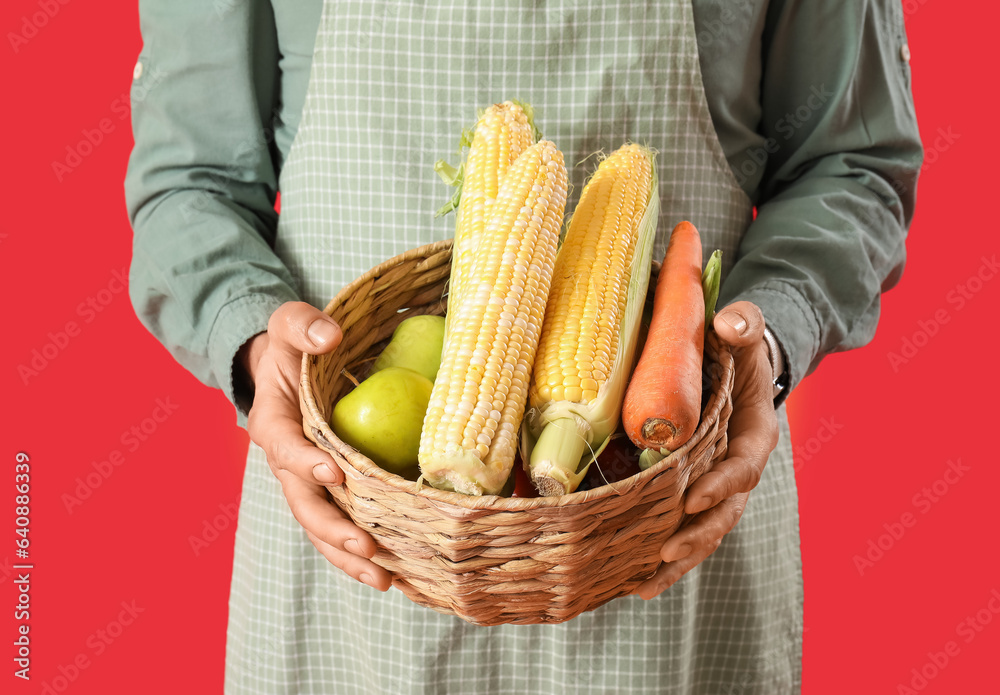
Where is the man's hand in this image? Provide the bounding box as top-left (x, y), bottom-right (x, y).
top-left (241, 301), bottom-right (392, 591)
top-left (636, 301), bottom-right (779, 599)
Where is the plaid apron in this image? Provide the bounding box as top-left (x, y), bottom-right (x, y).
top-left (226, 2), bottom-right (802, 693)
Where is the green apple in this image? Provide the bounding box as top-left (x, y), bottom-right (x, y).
top-left (331, 367), bottom-right (433, 476)
top-left (370, 314), bottom-right (446, 383)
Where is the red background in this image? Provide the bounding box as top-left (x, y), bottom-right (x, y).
top-left (2, 1), bottom-right (997, 693)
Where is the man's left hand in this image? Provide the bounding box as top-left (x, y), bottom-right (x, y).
top-left (636, 300), bottom-right (780, 599)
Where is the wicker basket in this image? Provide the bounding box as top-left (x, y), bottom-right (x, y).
top-left (299, 239), bottom-right (734, 626)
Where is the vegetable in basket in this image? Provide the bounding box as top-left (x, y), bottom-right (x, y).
top-left (522, 143), bottom-right (660, 496)
top-left (634, 243), bottom-right (723, 472)
top-left (434, 101), bottom-right (538, 339)
top-left (622, 221), bottom-right (706, 452)
top-left (418, 139), bottom-right (569, 495)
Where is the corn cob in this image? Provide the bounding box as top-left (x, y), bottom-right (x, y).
top-left (440, 102), bottom-right (537, 336)
top-left (524, 144), bottom-right (659, 496)
top-left (419, 140), bottom-right (568, 495)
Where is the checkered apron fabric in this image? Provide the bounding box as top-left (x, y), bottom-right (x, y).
top-left (225, 2), bottom-right (802, 693)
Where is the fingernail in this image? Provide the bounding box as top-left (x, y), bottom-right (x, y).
top-left (693, 494), bottom-right (714, 512)
top-left (665, 542), bottom-right (691, 562)
top-left (360, 573), bottom-right (375, 587)
top-left (720, 312), bottom-right (747, 335)
top-left (313, 463), bottom-right (339, 484)
top-left (345, 538), bottom-right (361, 555)
top-left (307, 319), bottom-right (339, 347)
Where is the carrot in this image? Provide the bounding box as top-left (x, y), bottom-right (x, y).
top-left (621, 221), bottom-right (705, 451)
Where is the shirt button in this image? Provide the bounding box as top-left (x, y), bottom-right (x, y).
top-left (133, 61), bottom-right (144, 80)
top-left (900, 45), bottom-right (911, 63)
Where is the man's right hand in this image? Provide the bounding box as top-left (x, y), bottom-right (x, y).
top-left (240, 301), bottom-right (392, 591)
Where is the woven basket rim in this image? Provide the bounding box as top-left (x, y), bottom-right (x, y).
top-left (300, 239), bottom-right (730, 512)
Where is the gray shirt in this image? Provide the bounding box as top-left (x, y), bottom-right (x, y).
top-left (125, 0), bottom-right (922, 413)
